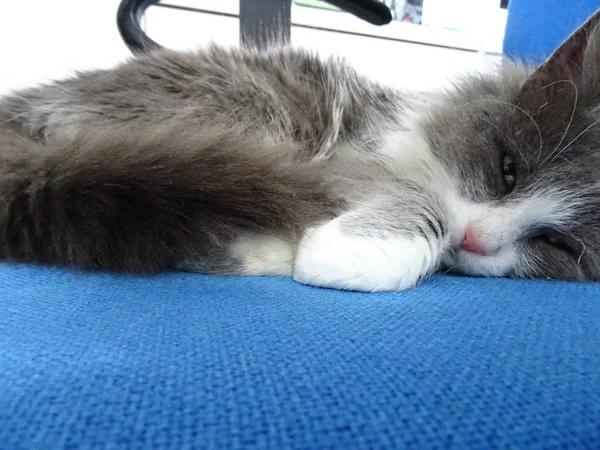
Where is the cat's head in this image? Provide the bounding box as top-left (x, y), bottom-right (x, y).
top-left (422, 9), bottom-right (600, 281)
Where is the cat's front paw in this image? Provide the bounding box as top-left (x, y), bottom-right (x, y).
top-left (293, 218), bottom-right (441, 292)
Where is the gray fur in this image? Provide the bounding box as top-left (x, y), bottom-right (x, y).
top-left (0, 46), bottom-right (400, 273)
top-left (2, 9), bottom-right (600, 285)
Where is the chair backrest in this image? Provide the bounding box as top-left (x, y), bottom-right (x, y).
top-left (503, 0), bottom-right (599, 62)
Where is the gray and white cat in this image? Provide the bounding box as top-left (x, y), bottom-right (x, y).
top-left (1, 10), bottom-right (599, 292)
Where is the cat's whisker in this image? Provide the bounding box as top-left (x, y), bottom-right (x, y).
top-left (544, 80), bottom-right (578, 161)
top-left (551, 116), bottom-right (600, 161)
top-left (481, 117), bottom-right (530, 172)
top-left (457, 98), bottom-right (544, 163)
top-left (564, 231), bottom-right (587, 265)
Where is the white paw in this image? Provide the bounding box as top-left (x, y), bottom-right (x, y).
top-left (293, 218), bottom-right (440, 292)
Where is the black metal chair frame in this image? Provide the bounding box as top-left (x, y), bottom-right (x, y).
top-left (117, 0), bottom-right (392, 53)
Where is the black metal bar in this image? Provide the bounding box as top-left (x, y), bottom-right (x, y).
top-left (117, 0), bottom-right (161, 53)
top-left (327, 0), bottom-right (392, 25)
top-left (239, 0), bottom-right (292, 48)
top-left (116, 0), bottom-right (392, 54)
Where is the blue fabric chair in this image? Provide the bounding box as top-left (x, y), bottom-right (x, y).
top-left (503, 0), bottom-right (599, 62)
top-left (2, 1), bottom-right (600, 448)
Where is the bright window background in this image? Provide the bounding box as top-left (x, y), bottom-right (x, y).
top-left (0, 0), bottom-right (505, 94)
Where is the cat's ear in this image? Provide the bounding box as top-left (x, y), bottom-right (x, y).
top-left (517, 9), bottom-right (600, 99)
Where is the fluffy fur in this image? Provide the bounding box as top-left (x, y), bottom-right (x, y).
top-left (2, 10), bottom-right (600, 291)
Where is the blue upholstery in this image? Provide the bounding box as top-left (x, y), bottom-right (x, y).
top-left (3, 2), bottom-right (600, 448)
top-left (503, 0), bottom-right (599, 62)
top-left (1, 265), bottom-right (600, 449)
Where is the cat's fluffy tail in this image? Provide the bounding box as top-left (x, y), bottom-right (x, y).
top-left (0, 125), bottom-right (334, 272)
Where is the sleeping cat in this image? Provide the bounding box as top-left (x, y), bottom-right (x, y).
top-left (1, 10), bottom-right (599, 292)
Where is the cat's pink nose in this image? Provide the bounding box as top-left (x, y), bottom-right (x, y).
top-left (461, 226), bottom-right (487, 256)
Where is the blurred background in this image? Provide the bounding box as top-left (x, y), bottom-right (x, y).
top-left (0, 0), bottom-right (509, 94)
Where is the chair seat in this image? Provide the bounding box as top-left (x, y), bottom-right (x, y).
top-left (1, 264), bottom-right (599, 448)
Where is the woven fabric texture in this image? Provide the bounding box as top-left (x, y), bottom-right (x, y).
top-left (503, 0), bottom-right (599, 62)
top-left (1, 264), bottom-right (599, 449)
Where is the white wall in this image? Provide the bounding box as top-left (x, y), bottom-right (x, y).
top-left (0, 1), bottom-right (501, 95)
top-left (0, 0), bottom-right (130, 94)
